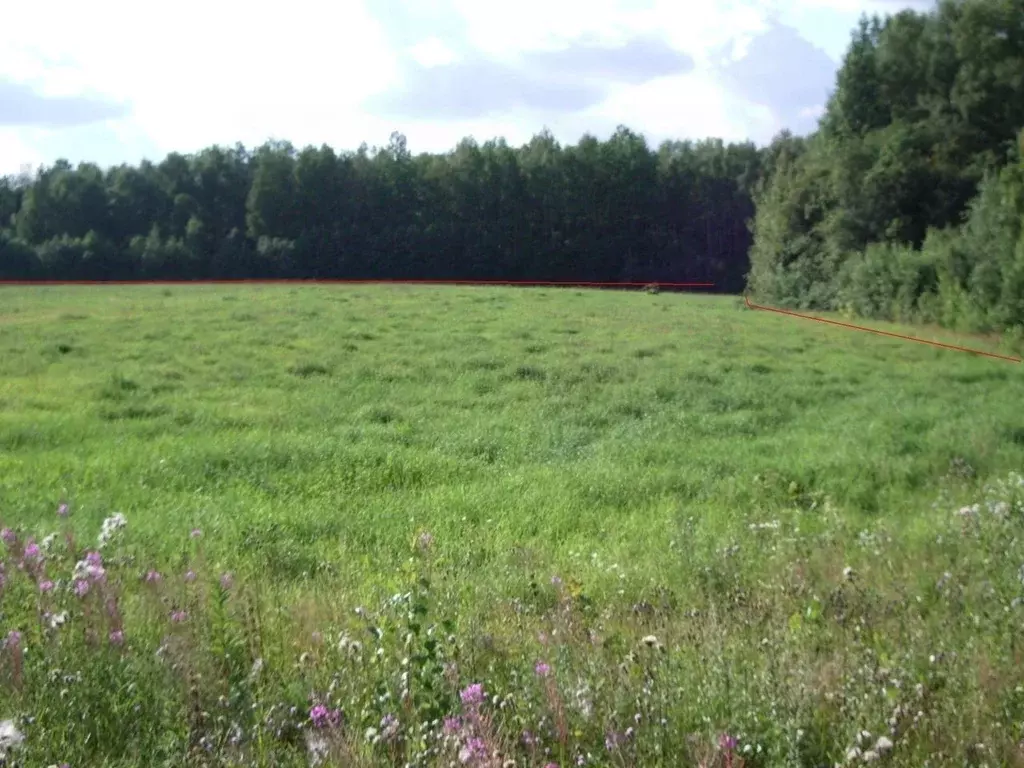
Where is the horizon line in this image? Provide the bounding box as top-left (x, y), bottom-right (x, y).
top-left (0, 279), bottom-right (717, 288)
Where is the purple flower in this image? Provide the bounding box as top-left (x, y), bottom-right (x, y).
top-left (535, 661), bottom-right (551, 677)
top-left (23, 540), bottom-right (41, 560)
top-left (109, 629), bottom-right (124, 646)
top-left (310, 704), bottom-right (342, 728)
top-left (719, 733), bottom-right (738, 752)
top-left (460, 683), bottom-right (485, 706)
top-left (1, 528), bottom-right (16, 545)
top-left (551, 575), bottom-right (563, 587)
top-left (5, 629), bottom-right (21, 647)
top-left (220, 572), bottom-right (233, 590)
top-left (85, 551), bottom-right (103, 567)
top-left (170, 610), bottom-right (187, 623)
top-left (145, 570), bottom-right (162, 583)
top-left (458, 736), bottom-right (488, 764)
top-left (39, 579), bottom-right (55, 593)
top-left (57, 503), bottom-right (70, 518)
top-left (190, 528), bottom-right (202, 538)
top-left (443, 716), bottom-right (463, 735)
top-left (522, 730), bottom-right (537, 746)
top-left (184, 570), bottom-right (197, 583)
top-left (545, 764), bottom-right (559, 768)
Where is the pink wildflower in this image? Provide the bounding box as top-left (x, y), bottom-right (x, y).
top-left (460, 683), bottom-right (485, 706)
top-left (170, 610), bottom-right (187, 623)
top-left (535, 661), bottom-right (551, 677)
top-left (184, 570), bottom-right (197, 583)
top-left (220, 572), bottom-right (233, 589)
top-left (145, 570), bottom-right (162, 583)
top-left (74, 580), bottom-right (90, 597)
top-left (109, 629), bottom-right (124, 646)
top-left (310, 704), bottom-right (342, 728)
top-left (1, 528), bottom-right (15, 545)
top-left (57, 503), bottom-right (69, 518)
top-left (39, 579), bottom-right (54, 593)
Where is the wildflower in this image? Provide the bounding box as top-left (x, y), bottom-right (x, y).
top-left (522, 731), bottom-right (537, 746)
top-left (73, 552), bottom-right (105, 583)
top-left (170, 610), bottom-right (187, 623)
top-left (57, 503), bottom-right (69, 518)
top-left (535, 661), bottom-right (551, 677)
top-left (41, 533), bottom-right (59, 552)
top-left (47, 611), bottom-right (68, 629)
top-left (380, 713), bottom-right (399, 741)
top-left (1, 528), bottom-right (15, 545)
top-left (719, 733), bottom-right (738, 751)
top-left (220, 572), bottom-right (233, 590)
top-left (460, 683), bottom-right (485, 706)
top-left (184, 570), bottom-right (197, 583)
top-left (875, 736), bottom-right (893, 754)
top-left (98, 513), bottom-right (127, 547)
top-left (190, 528), bottom-right (202, 538)
top-left (544, 764), bottom-right (559, 768)
top-left (842, 566), bottom-right (856, 582)
top-left (444, 716), bottom-right (463, 735)
top-left (551, 575), bottom-right (563, 587)
top-left (4, 630), bottom-right (21, 648)
top-left (0, 719), bottom-right (25, 754)
top-left (145, 570), bottom-right (162, 583)
top-left (641, 634), bottom-right (662, 650)
top-left (458, 737), bottom-right (488, 764)
top-left (109, 629), bottom-right (124, 646)
top-left (23, 540), bottom-right (41, 560)
top-left (310, 704), bottom-right (341, 728)
top-left (39, 579), bottom-right (55, 593)
top-left (305, 731), bottom-right (329, 766)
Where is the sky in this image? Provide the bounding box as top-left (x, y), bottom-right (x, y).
top-left (0, 0), bottom-right (933, 175)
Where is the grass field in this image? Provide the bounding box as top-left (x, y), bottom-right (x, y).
top-left (2, 284), bottom-right (1024, 767)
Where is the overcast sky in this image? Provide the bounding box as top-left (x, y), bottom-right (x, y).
top-left (0, 0), bottom-right (932, 175)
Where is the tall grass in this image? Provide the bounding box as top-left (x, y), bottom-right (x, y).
top-left (1, 285), bottom-right (1024, 766)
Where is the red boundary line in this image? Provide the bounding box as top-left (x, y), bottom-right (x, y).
top-left (745, 295), bottom-right (1022, 364)
top-left (0, 279), bottom-right (714, 288)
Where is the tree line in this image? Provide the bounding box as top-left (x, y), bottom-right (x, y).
top-left (4, 0), bottom-right (1023, 335)
top-left (749, 0), bottom-right (1024, 333)
top-left (0, 128), bottom-right (771, 292)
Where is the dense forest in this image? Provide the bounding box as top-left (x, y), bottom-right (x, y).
top-left (750, 0), bottom-right (1024, 333)
top-left (0, 130), bottom-right (766, 292)
top-left (1, 0), bottom-right (1023, 332)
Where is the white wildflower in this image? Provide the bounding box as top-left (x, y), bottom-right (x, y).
top-left (0, 719), bottom-right (24, 756)
top-left (861, 749), bottom-right (880, 763)
top-left (641, 635), bottom-right (661, 649)
top-left (845, 746), bottom-right (862, 762)
top-left (40, 533), bottom-right (60, 553)
top-left (98, 513), bottom-right (127, 547)
top-left (305, 731), bottom-right (329, 766)
top-left (874, 736), bottom-right (893, 754)
top-left (843, 566), bottom-right (856, 582)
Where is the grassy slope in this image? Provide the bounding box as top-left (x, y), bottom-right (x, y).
top-left (1, 285), bottom-right (1024, 766)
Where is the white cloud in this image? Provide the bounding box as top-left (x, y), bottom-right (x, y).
top-left (0, 0), bottom-right (929, 172)
top-left (410, 38), bottom-right (461, 68)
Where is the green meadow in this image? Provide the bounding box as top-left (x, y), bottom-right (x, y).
top-left (2, 284), bottom-right (1024, 767)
